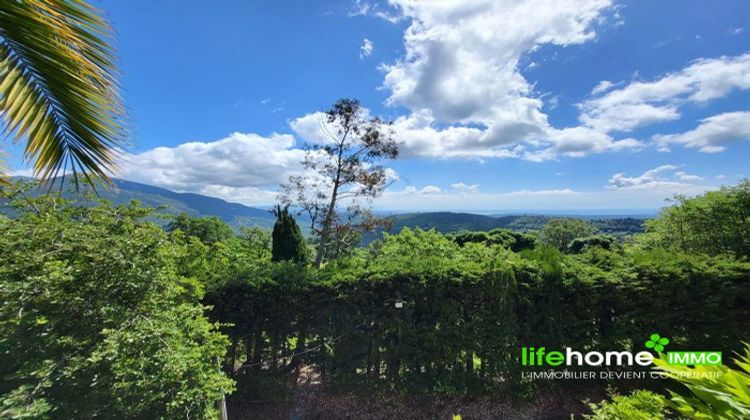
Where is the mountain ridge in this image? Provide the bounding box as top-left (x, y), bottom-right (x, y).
top-left (3, 178), bottom-right (647, 235)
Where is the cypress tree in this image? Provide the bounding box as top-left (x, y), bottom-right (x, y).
top-left (271, 205), bottom-right (308, 263)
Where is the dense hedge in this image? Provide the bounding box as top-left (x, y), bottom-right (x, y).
top-left (207, 228), bottom-right (750, 395)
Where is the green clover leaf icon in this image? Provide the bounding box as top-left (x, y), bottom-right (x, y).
top-left (645, 333), bottom-right (669, 352)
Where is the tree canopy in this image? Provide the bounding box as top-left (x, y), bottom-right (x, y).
top-left (539, 218), bottom-right (597, 252)
top-left (641, 180), bottom-right (750, 257)
top-left (167, 212), bottom-right (235, 245)
top-left (0, 196), bottom-right (232, 417)
top-left (280, 98), bottom-right (398, 267)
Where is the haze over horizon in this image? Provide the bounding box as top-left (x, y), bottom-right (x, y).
top-left (7, 0), bottom-right (749, 211)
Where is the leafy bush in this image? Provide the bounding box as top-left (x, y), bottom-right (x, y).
top-left (539, 218), bottom-right (597, 252)
top-left (568, 235), bottom-right (615, 254)
top-left (585, 390), bottom-right (669, 419)
top-left (0, 197), bottom-right (233, 418)
top-left (451, 228), bottom-right (537, 252)
top-left (653, 343), bottom-right (750, 418)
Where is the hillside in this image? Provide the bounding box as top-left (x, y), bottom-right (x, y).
top-left (379, 212), bottom-right (645, 237)
top-left (5, 178), bottom-right (276, 229)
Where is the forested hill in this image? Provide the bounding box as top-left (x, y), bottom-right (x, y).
top-left (382, 212), bottom-right (646, 236)
top-left (5, 178), bottom-right (276, 228)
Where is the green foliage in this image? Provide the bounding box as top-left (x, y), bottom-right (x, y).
top-left (369, 213), bottom-right (643, 245)
top-left (208, 225), bottom-right (750, 396)
top-left (642, 181), bottom-right (750, 257)
top-left (5, 177), bottom-right (278, 230)
top-left (208, 228), bottom-right (522, 394)
top-left (271, 205), bottom-right (308, 263)
top-left (653, 343), bottom-right (750, 419)
top-left (568, 235), bottom-right (615, 254)
top-left (167, 212), bottom-right (235, 244)
top-left (539, 218), bottom-right (597, 252)
top-left (240, 226), bottom-right (273, 259)
top-left (451, 228), bottom-right (537, 252)
top-left (585, 390), bottom-right (669, 419)
top-left (0, 197), bottom-right (233, 418)
top-left (4, 182), bottom-right (750, 409)
top-left (504, 229), bottom-right (539, 252)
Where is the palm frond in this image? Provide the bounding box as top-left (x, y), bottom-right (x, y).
top-left (0, 0), bottom-right (125, 185)
top-left (0, 149), bottom-right (8, 186)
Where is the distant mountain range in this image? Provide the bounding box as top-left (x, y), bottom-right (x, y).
top-left (3, 178), bottom-right (647, 236)
top-left (5, 178), bottom-right (276, 228)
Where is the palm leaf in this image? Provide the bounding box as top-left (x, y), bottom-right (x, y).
top-left (0, 149), bottom-right (8, 186)
top-left (0, 0), bottom-right (125, 185)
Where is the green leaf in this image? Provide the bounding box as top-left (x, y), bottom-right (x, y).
top-left (0, 0), bottom-right (125, 184)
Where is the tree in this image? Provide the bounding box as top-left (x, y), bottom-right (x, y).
top-left (0, 0), bottom-right (124, 184)
top-left (539, 218), bottom-right (597, 252)
top-left (280, 98), bottom-right (398, 267)
top-left (271, 205), bottom-right (308, 263)
top-left (167, 213), bottom-right (234, 245)
top-left (0, 195), bottom-right (233, 417)
top-left (240, 226), bottom-right (273, 260)
top-left (641, 181), bottom-right (750, 257)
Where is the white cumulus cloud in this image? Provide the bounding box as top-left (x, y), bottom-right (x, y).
top-left (375, 0), bottom-right (622, 160)
top-left (607, 164), bottom-right (704, 191)
top-left (581, 53), bottom-right (750, 133)
top-left (653, 111), bottom-right (750, 153)
top-left (378, 186), bottom-right (588, 211)
top-left (117, 132), bottom-right (308, 205)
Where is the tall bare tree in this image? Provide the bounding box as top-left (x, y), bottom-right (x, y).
top-left (280, 98), bottom-right (398, 267)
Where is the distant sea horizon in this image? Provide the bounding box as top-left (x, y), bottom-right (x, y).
top-left (250, 205), bottom-right (658, 218)
top-left (367, 209), bottom-right (658, 218)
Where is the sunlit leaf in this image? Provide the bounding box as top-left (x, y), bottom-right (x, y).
top-left (0, 0), bottom-right (125, 185)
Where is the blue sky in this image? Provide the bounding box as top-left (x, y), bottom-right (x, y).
top-left (9, 0), bottom-right (749, 212)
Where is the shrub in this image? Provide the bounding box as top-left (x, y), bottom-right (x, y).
top-left (568, 235), bottom-right (615, 254)
top-left (452, 228), bottom-right (537, 252)
top-left (653, 343), bottom-right (750, 418)
top-left (585, 390), bottom-right (669, 419)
